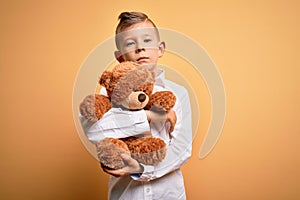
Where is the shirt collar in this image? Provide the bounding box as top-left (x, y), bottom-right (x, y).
top-left (154, 68), bottom-right (166, 88)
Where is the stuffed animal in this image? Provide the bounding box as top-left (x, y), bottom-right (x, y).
top-left (80, 61), bottom-right (176, 169)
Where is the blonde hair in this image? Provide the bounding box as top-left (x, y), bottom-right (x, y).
top-left (115, 12), bottom-right (160, 49)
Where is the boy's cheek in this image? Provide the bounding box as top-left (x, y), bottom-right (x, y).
top-left (122, 54), bottom-right (136, 62)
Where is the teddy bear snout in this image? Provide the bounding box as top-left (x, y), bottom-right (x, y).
top-left (138, 93), bottom-right (147, 102)
top-left (122, 91), bottom-right (149, 110)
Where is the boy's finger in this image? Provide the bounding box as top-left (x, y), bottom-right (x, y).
top-left (103, 168), bottom-right (123, 177)
top-left (121, 153), bottom-right (136, 165)
top-left (169, 121), bottom-right (175, 133)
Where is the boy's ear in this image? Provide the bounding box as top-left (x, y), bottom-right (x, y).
top-left (158, 41), bottom-right (166, 58)
top-left (114, 51), bottom-right (125, 63)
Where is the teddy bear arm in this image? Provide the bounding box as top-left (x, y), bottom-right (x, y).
top-left (80, 94), bottom-right (111, 122)
top-left (146, 91), bottom-right (176, 111)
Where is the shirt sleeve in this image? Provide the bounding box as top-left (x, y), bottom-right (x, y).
top-left (81, 109), bottom-right (150, 144)
top-left (132, 87), bottom-right (192, 181)
top-left (79, 87), bottom-right (150, 144)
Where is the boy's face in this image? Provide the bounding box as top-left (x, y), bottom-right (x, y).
top-left (115, 21), bottom-right (165, 71)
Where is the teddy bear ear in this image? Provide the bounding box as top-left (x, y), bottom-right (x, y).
top-left (99, 70), bottom-right (112, 88)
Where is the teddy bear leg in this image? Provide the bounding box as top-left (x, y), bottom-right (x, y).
top-left (96, 138), bottom-right (130, 170)
top-left (123, 137), bottom-right (167, 165)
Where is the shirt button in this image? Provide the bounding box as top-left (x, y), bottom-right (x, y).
top-left (146, 188), bottom-right (150, 193)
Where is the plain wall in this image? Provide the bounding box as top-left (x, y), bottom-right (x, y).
top-left (1, 0), bottom-right (299, 199)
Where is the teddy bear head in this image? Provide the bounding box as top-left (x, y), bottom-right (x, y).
top-left (99, 61), bottom-right (155, 110)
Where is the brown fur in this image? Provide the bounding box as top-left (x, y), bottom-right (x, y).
top-left (111, 66), bottom-right (155, 105)
top-left (80, 94), bottom-right (111, 122)
top-left (97, 138), bottom-right (130, 169)
top-left (80, 61), bottom-right (177, 169)
top-left (146, 91), bottom-right (176, 111)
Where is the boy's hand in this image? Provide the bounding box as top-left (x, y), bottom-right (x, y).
top-left (166, 109), bottom-right (177, 133)
top-left (101, 154), bottom-right (143, 177)
top-left (145, 109), bottom-right (177, 133)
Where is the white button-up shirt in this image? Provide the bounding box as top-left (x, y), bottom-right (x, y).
top-left (81, 68), bottom-right (192, 200)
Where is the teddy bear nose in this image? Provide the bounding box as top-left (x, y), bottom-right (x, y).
top-left (138, 93), bottom-right (147, 102)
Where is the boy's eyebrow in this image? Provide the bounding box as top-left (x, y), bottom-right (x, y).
top-left (121, 33), bottom-right (154, 42)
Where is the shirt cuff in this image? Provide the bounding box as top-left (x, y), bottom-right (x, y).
top-left (131, 164), bottom-right (155, 182)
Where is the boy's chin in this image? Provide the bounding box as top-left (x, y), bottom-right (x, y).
top-left (139, 62), bottom-right (156, 71)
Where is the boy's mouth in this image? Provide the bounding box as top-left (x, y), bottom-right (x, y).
top-left (137, 57), bottom-right (149, 62)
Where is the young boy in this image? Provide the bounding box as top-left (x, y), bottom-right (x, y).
top-left (84, 12), bottom-right (192, 200)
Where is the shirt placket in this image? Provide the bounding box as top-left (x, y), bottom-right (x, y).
top-left (143, 182), bottom-right (152, 200)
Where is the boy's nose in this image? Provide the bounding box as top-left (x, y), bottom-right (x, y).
top-left (135, 48), bottom-right (145, 53)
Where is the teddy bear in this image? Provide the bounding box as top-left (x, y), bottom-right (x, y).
top-left (80, 61), bottom-right (176, 169)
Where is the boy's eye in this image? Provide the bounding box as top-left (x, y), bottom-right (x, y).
top-left (144, 38), bottom-right (152, 43)
top-left (126, 41), bottom-right (135, 47)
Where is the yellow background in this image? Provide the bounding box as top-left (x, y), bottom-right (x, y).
top-left (1, 0), bottom-right (299, 199)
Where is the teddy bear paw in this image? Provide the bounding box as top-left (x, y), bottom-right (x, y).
top-left (97, 138), bottom-right (131, 170)
top-left (80, 94), bottom-right (111, 122)
top-left (146, 91), bottom-right (176, 111)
